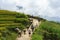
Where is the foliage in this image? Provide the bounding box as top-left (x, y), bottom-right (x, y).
top-left (14, 18), bottom-right (30, 26)
top-left (16, 13), bottom-right (28, 18)
top-left (32, 21), bottom-right (60, 40)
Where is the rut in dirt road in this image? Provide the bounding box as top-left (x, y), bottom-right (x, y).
top-left (16, 19), bottom-right (40, 40)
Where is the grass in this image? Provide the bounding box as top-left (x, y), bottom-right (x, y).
top-left (32, 33), bottom-right (43, 40)
top-left (32, 20), bottom-right (60, 40)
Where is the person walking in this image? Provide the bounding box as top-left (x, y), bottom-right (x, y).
top-left (26, 26), bottom-right (29, 30)
top-left (23, 29), bottom-right (26, 35)
top-left (15, 27), bottom-right (22, 37)
top-left (18, 30), bottom-right (22, 37)
top-left (28, 29), bottom-right (31, 37)
top-left (31, 25), bottom-right (34, 32)
top-left (15, 27), bottom-right (20, 32)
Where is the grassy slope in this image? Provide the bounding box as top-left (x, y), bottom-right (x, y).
top-left (32, 20), bottom-right (60, 40)
top-left (0, 10), bottom-right (30, 40)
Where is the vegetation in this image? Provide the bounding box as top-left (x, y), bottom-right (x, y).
top-left (0, 10), bottom-right (30, 40)
top-left (27, 15), bottom-right (45, 21)
top-left (1, 10), bottom-right (60, 40)
top-left (32, 20), bottom-right (60, 40)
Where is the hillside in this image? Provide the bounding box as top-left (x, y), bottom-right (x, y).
top-left (32, 20), bottom-right (60, 40)
top-left (0, 10), bottom-right (30, 40)
top-left (0, 10), bottom-right (60, 40)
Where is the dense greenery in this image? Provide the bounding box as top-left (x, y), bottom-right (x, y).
top-left (0, 10), bottom-right (30, 40)
top-left (32, 20), bottom-right (60, 40)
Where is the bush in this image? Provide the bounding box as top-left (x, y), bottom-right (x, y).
top-left (16, 13), bottom-right (28, 18)
top-left (14, 18), bottom-right (30, 26)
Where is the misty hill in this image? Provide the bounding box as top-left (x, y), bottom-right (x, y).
top-left (47, 17), bottom-right (60, 22)
top-left (41, 16), bottom-right (60, 22)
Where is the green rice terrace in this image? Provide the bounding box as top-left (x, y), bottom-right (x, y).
top-left (0, 10), bottom-right (30, 40)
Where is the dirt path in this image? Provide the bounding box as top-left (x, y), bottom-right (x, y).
top-left (16, 19), bottom-right (40, 40)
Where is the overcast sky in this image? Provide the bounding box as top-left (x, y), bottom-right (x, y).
top-left (0, 0), bottom-right (60, 21)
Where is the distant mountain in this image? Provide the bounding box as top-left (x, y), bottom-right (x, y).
top-left (39, 15), bottom-right (60, 22)
top-left (47, 17), bottom-right (60, 22)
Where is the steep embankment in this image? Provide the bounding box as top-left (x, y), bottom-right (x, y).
top-left (32, 20), bottom-right (60, 40)
top-left (0, 10), bottom-right (30, 40)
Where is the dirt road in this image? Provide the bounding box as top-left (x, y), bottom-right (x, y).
top-left (16, 19), bottom-right (40, 40)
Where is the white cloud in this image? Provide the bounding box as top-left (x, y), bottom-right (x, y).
top-left (0, 0), bottom-right (60, 21)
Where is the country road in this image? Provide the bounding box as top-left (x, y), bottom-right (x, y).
top-left (16, 19), bottom-right (40, 40)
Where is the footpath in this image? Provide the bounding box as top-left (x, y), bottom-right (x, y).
top-left (16, 19), bottom-right (40, 40)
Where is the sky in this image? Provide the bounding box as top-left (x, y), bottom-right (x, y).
top-left (0, 0), bottom-right (60, 22)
